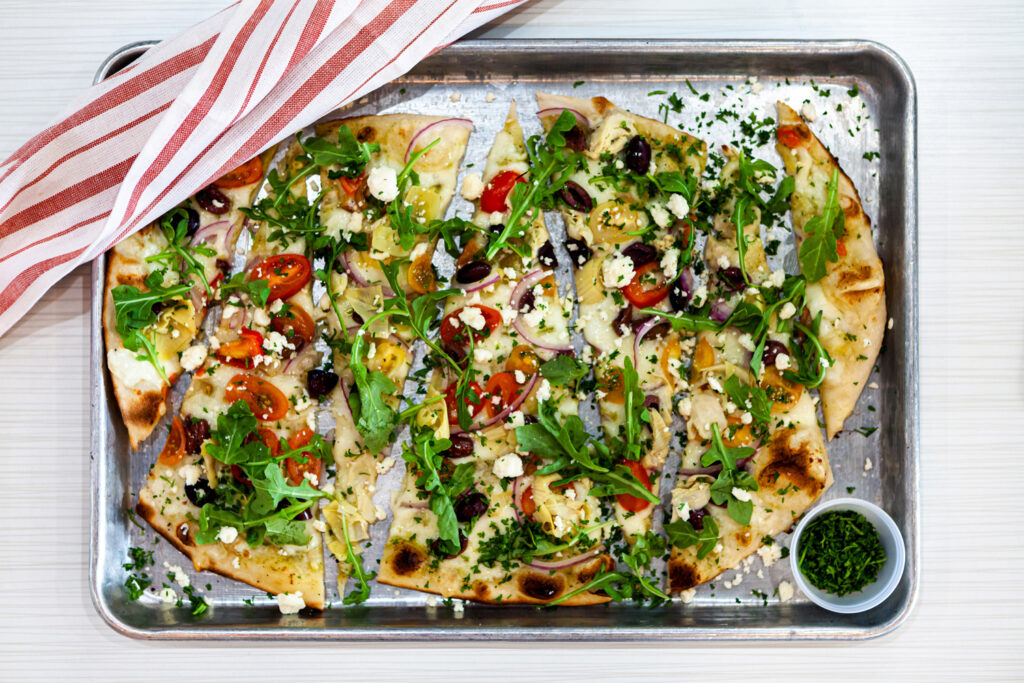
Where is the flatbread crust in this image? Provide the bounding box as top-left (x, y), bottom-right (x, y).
top-left (102, 149), bottom-right (274, 449)
top-left (775, 102), bottom-right (886, 439)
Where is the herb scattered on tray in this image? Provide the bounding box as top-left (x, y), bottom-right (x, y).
top-left (797, 510), bottom-right (886, 596)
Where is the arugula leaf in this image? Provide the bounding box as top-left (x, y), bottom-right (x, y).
top-left (722, 375), bottom-right (772, 427)
top-left (255, 463), bottom-right (323, 506)
top-left (401, 430), bottom-right (474, 555)
top-left (637, 308), bottom-right (719, 334)
top-left (301, 125), bottom-right (378, 176)
top-left (204, 400), bottom-right (265, 465)
top-left (797, 169), bottom-right (845, 282)
top-left (650, 170), bottom-right (698, 204)
top-left (337, 507), bottom-right (377, 605)
top-left (619, 357), bottom-right (648, 463)
top-left (702, 423), bottom-right (759, 526)
top-left (515, 401), bottom-right (607, 474)
top-left (111, 269), bottom-right (192, 342)
top-left (147, 208), bottom-right (216, 296)
top-left (620, 531), bottom-right (669, 601)
top-left (665, 515), bottom-right (720, 559)
top-left (348, 361), bottom-right (398, 455)
top-left (546, 570), bottom-right (632, 606)
top-left (122, 546), bottom-right (154, 600)
top-left (219, 272), bottom-right (271, 309)
top-left (539, 355), bottom-right (589, 386)
top-left (731, 193), bottom-right (756, 285)
top-left (783, 312), bottom-right (833, 389)
top-left (587, 463), bottom-right (659, 503)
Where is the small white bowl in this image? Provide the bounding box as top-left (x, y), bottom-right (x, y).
top-left (789, 497), bottom-right (905, 614)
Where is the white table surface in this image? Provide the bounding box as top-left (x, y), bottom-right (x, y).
top-left (1, 0), bottom-right (1021, 679)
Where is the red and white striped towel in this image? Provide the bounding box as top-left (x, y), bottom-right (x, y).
top-left (0, 0), bottom-right (526, 338)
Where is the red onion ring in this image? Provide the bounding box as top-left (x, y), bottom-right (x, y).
top-left (509, 269), bottom-right (572, 353)
top-left (710, 298), bottom-right (733, 323)
top-left (190, 220), bottom-right (229, 249)
top-left (535, 107), bottom-right (590, 128)
top-left (528, 547), bottom-right (603, 572)
top-left (450, 372), bottom-right (538, 434)
top-left (346, 325), bottom-right (409, 351)
top-left (454, 271), bottom-right (500, 292)
top-left (632, 316), bottom-right (663, 365)
top-left (404, 118), bottom-right (473, 163)
top-left (338, 251), bottom-right (396, 297)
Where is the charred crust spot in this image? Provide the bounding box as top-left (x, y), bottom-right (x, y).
top-left (576, 555), bottom-right (613, 585)
top-left (127, 391), bottom-right (164, 427)
top-left (839, 195), bottom-right (861, 219)
top-left (837, 264), bottom-right (876, 289)
top-left (116, 272), bottom-right (146, 288)
top-left (389, 543), bottom-right (426, 577)
top-left (591, 96), bottom-right (615, 115)
top-left (176, 522), bottom-right (193, 547)
top-left (473, 581), bottom-right (490, 600)
top-left (734, 529), bottom-right (754, 547)
top-left (356, 126), bottom-right (377, 143)
top-left (669, 560), bottom-right (699, 592)
top-left (518, 572), bottom-right (565, 601)
top-left (759, 429), bottom-right (822, 494)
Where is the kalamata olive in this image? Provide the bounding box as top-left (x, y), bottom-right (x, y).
top-left (455, 260), bottom-right (492, 285)
top-left (624, 135), bottom-right (652, 174)
top-left (488, 222), bottom-right (506, 235)
top-left (195, 185), bottom-right (231, 215)
top-left (185, 478), bottom-right (215, 508)
top-left (455, 491), bottom-right (488, 522)
top-left (351, 311), bottom-right (364, 325)
top-left (306, 369), bottom-right (339, 399)
top-left (669, 275), bottom-right (692, 312)
top-left (522, 414), bottom-right (538, 425)
top-left (431, 532), bottom-right (469, 559)
top-left (538, 241), bottom-right (558, 268)
top-left (275, 498), bottom-right (312, 520)
top-left (182, 417), bottom-right (211, 455)
top-left (183, 207), bottom-right (201, 237)
top-left (643, 395), bottom-right (660, 411)
top-left (443, 342), bottom-right (470, 369)
top-left (215, 258), bottom-right (231, 278)
top-left (563, 124), bottom-right (587, 152)
top-left (622, 241), bottom-right (657, 267)
top-left (689, 507), bottom-right (708, 531)
top-left (612, 306), bottom-right (632, 335)
top-left (443, 434), bottom-right (474, 459)
top-left (719, 266), bottom-right (745, 291)
top-left (762, 340), bottom-right (789, 368)
top-left (559, 180), bottom-right (593, 213)
top-left (518, 289), bottom-right (536, 313)
top-left (566, 238), bottom-right (591, 267)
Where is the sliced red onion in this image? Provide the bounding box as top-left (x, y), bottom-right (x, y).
top-left (710, 298), bottom-right (733, 323)
top-left (509, 269), bottom-right (572, 353)
top-left (512, 475), bottom-right (531, 523)
top-left (450, 372), bottom-right (538, 435)
top-left (190, 220), bottom-right (228, 248)
top-left (535, 107), bottom-right (590, 128)
top-left (224, 304), bottom-right (246, 331)
top-left (347, 325), bottom-right (409, 351)
top-left (405, 118), bottom-right (473, 163)
top-left (632, 316), bottom-right (663, 365)
top-left (339, 251), bottom-right (395, 297)
top-left (528, 547), bottom-right (603, 572)
top-left (455, 271), bottom-right (499, 292)
top-left (221, 219), bottom-right (243, 254)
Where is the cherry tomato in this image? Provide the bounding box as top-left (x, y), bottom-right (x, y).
top-left (158, 417), bottom-right (186, 467)
top-left (444, 381), bottom-right (485, 424)
top-left (616, 459), bottom-right (653, 512)
top-left (338, 172), bottom-right (365, 197)
top-left (600, 367), bottom-right (626, 405)
top-left (621, 261), bottom-right (670, 307)
top-left (230, 464), bottom-right (252, 486)
top-left (249, 253), bottom-right (311, 303)
top-left (214, 156), bottom-right (264, 188)
top-left (480, 169), bottom-right (527, 213)
top-left (216, 328), bottom-right (264, 369)
top-left (285, 428), bottom-right (321, 486)
top-left (520, 485), bottom-right (537, 518)
top-left (777, 125), bottom-right (804, 149)
top-left (722, 416), bottom-right (755, 448)
top-left (271, 305), bottom-right (315, 350)
top-left (407, 251), bottom-right (436, 295)
top-left (439, 305), bottom-right (502, 347)
top-left (504, 344), bottom-right (540, 375)
top-left (254, 427), bottom-right (281, 457)
top-left (836, 238), bottom-right (847, 257)
top-left (483, 371), bottom-right (522, 418)
top-left (225, 373), bottom-right (289, 421)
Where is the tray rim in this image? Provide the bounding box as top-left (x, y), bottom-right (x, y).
top-left (89, 37), bottom-right (920, 642)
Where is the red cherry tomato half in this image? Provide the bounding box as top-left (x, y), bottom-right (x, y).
top-left (271, 304), bottom-right (316, 351)
top-left (285, 428), bottom-right (321, 486)
top-left (616, 459), bottom-right (653, 512)
top-left (444, 381), bottom-right (485, 425)
top-left (439, 305), bottom-right (502, 347)
top-left (255, 427), bottom-right (281, 457)
top-left (249, 253), bottom-right (311, 303)
top-left (338, 172), bottom-right (365, 197)
top-left (158, 417), bottom-right (186, 467)
top-left (216, 328), bottom-right (264, 369)
top-left (225, 373), bottom-right (289, 421)
top-left (213, 156), bottom-right (264, 189)
top-left (777, 125), bottom-right (804, 149)
top-left (621, 261), bottom-right (671, 308)
top-left (483, 371), bottom-right (522, 418)
top-left (480, 169), bottom-right (527, 214)
top-left (520, 485), bottom-right (537, 517)
top-left (836, 238), bottom-right (847, 257)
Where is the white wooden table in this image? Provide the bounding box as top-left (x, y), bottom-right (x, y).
top-left (1, 0), bottom-right (1022, 679)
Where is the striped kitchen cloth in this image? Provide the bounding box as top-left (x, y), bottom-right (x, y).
top-left (0, 0), bottom-right (527, 338)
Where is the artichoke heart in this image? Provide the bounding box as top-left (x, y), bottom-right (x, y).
top-left (151, 298), bottom-right (196, 360)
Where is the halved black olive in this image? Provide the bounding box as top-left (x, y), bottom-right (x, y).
top-left (559, 180), bottom-right (593, 213)
top-left (195, 186), bottom-right (230, 215)
top-left (624, 135), bottom-right (651, 174)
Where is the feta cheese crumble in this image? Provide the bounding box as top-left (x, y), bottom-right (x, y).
top-left (179, 344), bottom-right (207, 372)
top-left (367, 166), bottom-right (399, 202)
top-left (602, 254), bottom-right (635, 288)
top-left (492, 453), bottom-right (524, 479)
top-left (216, 526), bottom-right (239, 544)
top-left (460, 172), bottom-right (484, 201)
top-left (667, 193), bottom-right (689, 218)
top-left (276, 592), bottom-right (305, 614)
top-left (801, 102), bottom-right (817, 122)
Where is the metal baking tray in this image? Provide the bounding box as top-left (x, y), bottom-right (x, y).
top-left (90, 39), bottom-right (919, 640)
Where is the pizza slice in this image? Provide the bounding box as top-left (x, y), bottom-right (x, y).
top-left (103, 149), bottom-right (275, 449)
top-left (307, 113), bottom-right (472, 600)
top-left (775, 102), bottom-right (886, 439)
top-left (665, 147), bottom-right (832, 594)
top-left (136, 144), bottom-right (330, 610)
top-left (535, 92), bottom-right (707, 544)
top-left (377, 103), bottom-right (612, 605)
